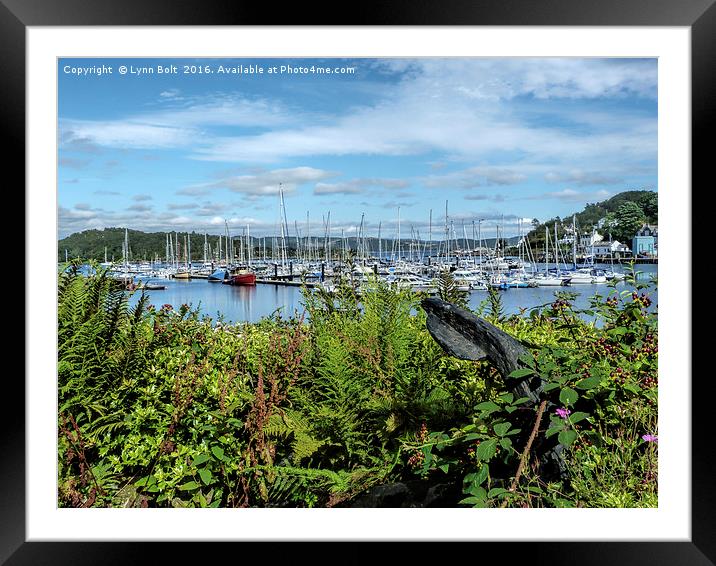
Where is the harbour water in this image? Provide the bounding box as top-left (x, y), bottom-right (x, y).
top-left (127, 263), bottom-right (657, 324)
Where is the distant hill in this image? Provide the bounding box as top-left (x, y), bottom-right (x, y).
top-left (58, 227), bottom-right (517, 262)
top-left (59, 190), bottom-right (653, 262)
top-left (524, 189), bottom-right (657, 249)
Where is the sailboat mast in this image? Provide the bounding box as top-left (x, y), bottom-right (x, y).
top-left (327, 211), bottom-right (331, 263)
top-left (306, 211), bottom-right (311, 263)
top-left (478, 219), bottom-right (482, 268)
top-left (378, 221), bottom-right (382, 259)
top-left (572, 214), bottom-right (577, 269)
top-left (554, 222), bottom-right (559, 270)
top-left (545, 226), bottom-right (549, 272)
top-left (428, 209), bottom-right (432, 262)
top-left (124, 228), bottom-right (129, 272)
top-left (445, 201), bottom-right (451, 265)
top-left (224, 221), bottom-right (229, 266)
top-left (397, 207), bottom-right (401, 261)
top-left (247, 224), bottom-right (251, 266)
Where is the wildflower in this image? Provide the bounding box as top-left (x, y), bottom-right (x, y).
top-left (642, 434), bottom-right (658, 443)
top-left (555, 408), bottom-right (571, 419)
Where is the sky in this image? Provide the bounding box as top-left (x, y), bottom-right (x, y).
top-left (58, 57), bottom-right (657, 240)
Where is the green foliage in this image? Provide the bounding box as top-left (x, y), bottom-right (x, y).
top-left (57, 263), bottom-right (657, 509)
top-left (437, 270), bottom-right (469, 308)
top-left (406, 268), bottom-right (657, 508)
top-left (613, 201), bottom-right (647, 243)
top-left (526, 190), bottom-right (657, 249)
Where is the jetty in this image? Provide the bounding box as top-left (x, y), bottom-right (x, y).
top-left (256, 279), bottom-right (318, 288)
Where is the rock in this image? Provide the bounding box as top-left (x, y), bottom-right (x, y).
top-left (344, 480), bottom-right (462, 508)
top-left (420, 297), bottom-right (566, 479)
top-left (422, 297), bottom-right (528, 375)
top-left (422, 297), bottom-right (546, 404)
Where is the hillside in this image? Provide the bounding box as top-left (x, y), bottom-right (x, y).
top-left (58, 227), bottom-right (515, 262)
top-left (523, 189), bottom-right (657, 250)
top-left (58, 190), bottom-right (655, 261)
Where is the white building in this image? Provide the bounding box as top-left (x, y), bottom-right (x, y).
top-left (592, 240), bottom-right (630, 256)
top-left (580, 231), bottom-right (603, 248)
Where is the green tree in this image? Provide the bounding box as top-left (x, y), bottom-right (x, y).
top-left (613, 201), bottom-right (646, 243)
top-left (639, 192), bottom-right (658, 222)
top-left (601, 213), bottom-right (617, 239)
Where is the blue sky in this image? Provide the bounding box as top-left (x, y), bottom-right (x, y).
top-left (58, 57), bottom-right (657, 239)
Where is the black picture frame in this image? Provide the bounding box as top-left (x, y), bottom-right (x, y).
top-left (7, 1), bottom-right (708, 564)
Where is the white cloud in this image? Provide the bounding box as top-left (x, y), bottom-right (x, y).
top-left (59, 94), bottom-right (298, 153)
top-left (57, 60), bottom-right (657, 175)
top-left (544, 170), bottom-right (622, 186)
top-left (61, 119), bottom-right (195, 150)
top-left (377, 58), bottom-right (657, 101)
top-left (190, 77), bottom-right (656, 165)
top-left (167, 202), bottom-right (198, 210)
top-left (464, 194), bottom-right (506, 202)
top-left (179, 167), bottom-right (337, 198)
top-left (314, 178), bottom-right (409, 195)
top-left (534, 188), bottom-right (612, 202)
top-left (127, 203), bottom-right (153, 212)
top-left (59, 157), bottom-right (90, 169)
top-left (159, 88), bottom-right (181, 99)
top-left (424, 167), bottom-right (527, 189)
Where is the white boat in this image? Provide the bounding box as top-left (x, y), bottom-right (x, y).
top-left (567, 269), bottom-right (595, 284)
top-left (604, 269), bottom-right (626, 281)
top-left (535, 275), bottom-right (567, 287)
top-left (451, 269), bottom-right (486, 291)
top-left (386, 274), bottom-right (438, 294)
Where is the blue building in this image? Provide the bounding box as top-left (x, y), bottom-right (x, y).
top-left (632, 224), bottom-right (657, 257)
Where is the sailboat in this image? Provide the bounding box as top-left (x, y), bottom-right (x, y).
top-left (173, 233), bottom-right (191, 279)
top-left (535, 226), bottom-right (570, 287)
top-left (562, 216), bottom-right (598, 284)
top-left (222, 219), bottom-right (256, 286)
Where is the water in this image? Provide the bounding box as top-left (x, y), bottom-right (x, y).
top-left (127, 263), bottom-right (657, 325)
top-left (130, 278), bottom-right (306, 323)
top-left (470, 263), bottom-right (657, 314)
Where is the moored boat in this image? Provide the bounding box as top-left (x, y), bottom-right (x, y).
top-left (208, 269), bottom-right (230, 282)
top-left (224, 271), bottom-right (257, 286)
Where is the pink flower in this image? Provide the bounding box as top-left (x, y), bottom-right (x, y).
top-left (642, 434), bottom-right (658, 443)
top-left (555, 408), bottom-right (571, 419)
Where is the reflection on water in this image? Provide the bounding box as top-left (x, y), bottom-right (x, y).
top-left (131, 278), bottom-right (308, 324)
top-left (129, 263), bottom-right (657, 325)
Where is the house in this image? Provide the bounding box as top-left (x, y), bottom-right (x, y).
top-left (632, 224), bottom-right (658, 257)
top-left (592, 240), bottom-right (630, 256)
top-left (580, 231), bottom-right (602, 249)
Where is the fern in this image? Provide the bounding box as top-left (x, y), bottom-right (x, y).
top-left (486, 285), bottom-right (504, 321)
top-left (437, 269), bottom-right (469, 308)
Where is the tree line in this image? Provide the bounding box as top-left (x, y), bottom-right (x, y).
top-left (525, 190), bottom-right (657, 251)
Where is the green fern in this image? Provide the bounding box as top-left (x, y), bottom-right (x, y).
top-left (437, 269), bottom-right (469, 308)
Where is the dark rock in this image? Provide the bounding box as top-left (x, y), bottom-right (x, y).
top-left (348, 482), bottom-right (412, 507)
top-left (344, 479), bottom-right (462, 508)
top-left (422, 482), bottom-right (462, 507)
top-left (420, 297), bottom-right (566, 479)
top-left (422, 297), bottom-right (528, 377)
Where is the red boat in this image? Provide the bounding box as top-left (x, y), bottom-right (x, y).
top-left (223, 271), bottom-right (257, 286)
